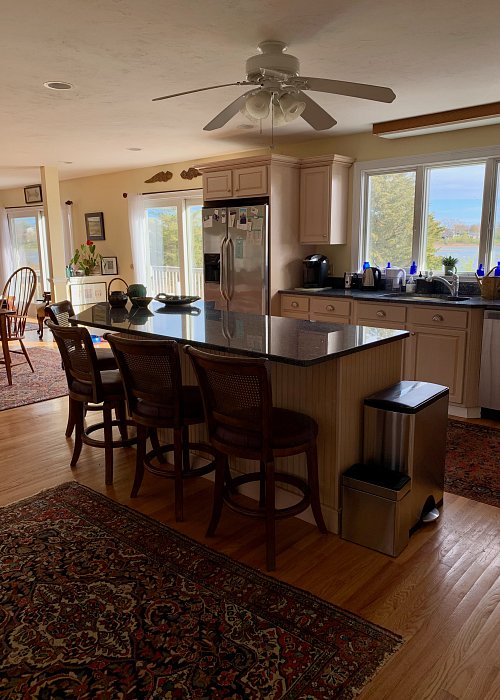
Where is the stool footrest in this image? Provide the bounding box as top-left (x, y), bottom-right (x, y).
top-left (144, 442), bottom-right (216, 479)
top-left (225, 471), bottom-right (311, 520)
top-left (83, 420), bottom-right (137, 449)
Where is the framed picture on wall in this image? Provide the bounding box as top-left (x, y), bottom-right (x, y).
top-left (85, 212), bottom-right (105, 240)
top-left (101, 256), bottom-right (118, 275)
top-left (24, 184), bottom-right (43, 204)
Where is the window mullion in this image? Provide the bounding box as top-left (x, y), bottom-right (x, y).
top-left (177, 202), bottom-right (188, 295)
top-left (479, 158), bottom-right (497, 270)
top-left (412, 165), bottom-right (426, 270)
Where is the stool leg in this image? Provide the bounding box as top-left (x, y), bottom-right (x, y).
top-left (131, 424), bottom-right (148, 497)
top-left (306, 443), bottom-right (328, 534)
top-left (103, 403), bottom-right (114, 486)
top-left (173, 427), bottom-right (184, 522)
top-left (70, 400), bottom-right (84, 467)
top-left (115, 401), bottom-right (128, 441)
top-left (259, 460), bottom-right (266, 508)
top-left (65, 396), bottom-right (77, 438)
top-left (206, 453), bottom-right (228, 537)
top-left (149, 429), bottom-right (166, 464)
top-left (182, 425), bottom-right (191, 472)
top-left (265, 459), bottom-right (276, 571)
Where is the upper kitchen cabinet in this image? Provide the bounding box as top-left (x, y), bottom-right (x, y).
top-left (299, 154), bottom-right (353, 244)
top-left (197, 155), bottom-right (295, 200)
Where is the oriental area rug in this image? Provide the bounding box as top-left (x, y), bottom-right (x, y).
top-left (0, 483), bottom-right (402, 699)
top-left (445, 419), bottom-right (500, 508)
top-left (0, 347), bottom-right (67, 411)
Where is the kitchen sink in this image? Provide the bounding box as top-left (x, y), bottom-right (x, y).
top-left (382, 293), bottom-right (470, 302)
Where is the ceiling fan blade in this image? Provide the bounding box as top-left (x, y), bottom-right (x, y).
top-left (203, 90), bottom-right (256, 131)
top-left (301, 77), bottom-right (396, 103)
top-left (298, 92), bottom-right (337, 130)
top-left (152, 82), bottom-right (250, 102)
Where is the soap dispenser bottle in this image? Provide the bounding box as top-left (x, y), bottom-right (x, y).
top-left (495, 262), bottom-right (500, 277)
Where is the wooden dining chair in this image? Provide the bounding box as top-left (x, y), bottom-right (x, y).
top-left (184, 345), bottom-right (327, 571)
top-left (1, 266), bottom-right (37, 373)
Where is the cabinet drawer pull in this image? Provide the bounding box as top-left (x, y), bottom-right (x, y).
top-left (326, 304), bottom-right (334, 311)
top-left (432, 314), bottom-right (444, 322)
top-left (376, 310), bottom-right (386, 317)
top-left (291, 301), bottom-right (299, 309)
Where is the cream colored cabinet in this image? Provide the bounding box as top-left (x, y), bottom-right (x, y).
top-left (281, 294), bottom-right (309, 320)
top-left (309, 296), bottom-right (352, 324)
top-left (202, 164), bottom-right (268, 200)
top-left (299, 154), bottom-right (353, 244)
top-left (404, 305), bottom-right (469, 404)
top-left (355, 301), bottom-right (406, 329)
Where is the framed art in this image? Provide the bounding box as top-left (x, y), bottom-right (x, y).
top-left (24, 184), bottom-right (43, 204)
top-left (85, 212), bottom-right (105, 240)
top-left (101, 256), bottom-right (118, 275)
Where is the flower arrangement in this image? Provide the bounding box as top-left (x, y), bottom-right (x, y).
top-left (69, 241), bottom-right (102, 275)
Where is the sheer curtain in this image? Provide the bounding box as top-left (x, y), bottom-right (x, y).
top-left (127, 194), bottom-right (148, 285)
top-left (0, 207), bottom-right (14, 286)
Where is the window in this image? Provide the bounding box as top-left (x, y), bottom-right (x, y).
top-left (354, 147), bottom-right (500, 274)
top-left (7, 207), bottom-right (49, 298)
top-left (142, 192), bottom-right (203, 297)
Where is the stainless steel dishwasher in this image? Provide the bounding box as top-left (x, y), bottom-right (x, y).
top-left (479, 310), bottom-right (500, 410)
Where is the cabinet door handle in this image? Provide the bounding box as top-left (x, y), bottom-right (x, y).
top-left (326, 304), bottom-right (334, 311)
top-left (376, 310), bottom-right (386, 317)
top-left (291, 301), bottom-right (299, 308)
top-left (432, 314), bottom-right (444, 322)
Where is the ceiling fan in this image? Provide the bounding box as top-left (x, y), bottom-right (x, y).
top-left (153, 41), bottom-right (396, 132)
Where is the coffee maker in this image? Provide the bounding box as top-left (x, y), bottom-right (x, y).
top-left (302, 254), bottom-right (329, 288)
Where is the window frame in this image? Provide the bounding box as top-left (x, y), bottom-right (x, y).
top-left (352, 144), bottom-right (500, 275)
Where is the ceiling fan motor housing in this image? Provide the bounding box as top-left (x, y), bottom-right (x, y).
top-left (246, 40), bottom-right (300, 81)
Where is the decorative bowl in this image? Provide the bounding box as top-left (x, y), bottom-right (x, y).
top-left (130, 296), bottom-right (153, 308)
top-left (154, 293), bottom-right (200, 306)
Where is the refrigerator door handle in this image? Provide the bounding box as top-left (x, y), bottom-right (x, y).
top-left (226, 237), bottom-right (234, 300)
top-left (220, 237), bottom-right (229, 301)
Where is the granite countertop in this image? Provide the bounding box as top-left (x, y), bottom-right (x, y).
top-left (71, 300), bottom-right (408, 367)
top-left (279, 287), bottom-right (500, 309)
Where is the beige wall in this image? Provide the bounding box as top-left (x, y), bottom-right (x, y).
top-left (2, 124), bottom-right (500, 285)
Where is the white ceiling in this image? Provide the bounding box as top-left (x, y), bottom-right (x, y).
top-left (1, 0), bottom-right (500, 189)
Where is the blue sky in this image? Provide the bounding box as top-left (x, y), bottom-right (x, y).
top-left (428, 163), bottom-right (485, 226)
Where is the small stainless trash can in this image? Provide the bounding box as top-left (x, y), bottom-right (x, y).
top-left (342, 464), bottom-right (411, 556)
top-left (363, 381), bottom-right (449, 529)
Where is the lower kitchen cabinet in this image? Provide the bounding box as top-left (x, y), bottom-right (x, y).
top-left (405, 325), bottom-right (467, 404)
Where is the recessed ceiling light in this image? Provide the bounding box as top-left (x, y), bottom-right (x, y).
top-left (236, 123), bottom-right (254, 130)
top-left (127, 147), bottom-right (142, 151)
top-left (61, 161), bottom-right (73, 165)
top-left (43, 81), bottom-right (73, 90)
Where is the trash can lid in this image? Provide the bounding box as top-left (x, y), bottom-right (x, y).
top-left (343, 464), bottom-right (411, 491)
top-left (364, 380), bottom-right (449, 413)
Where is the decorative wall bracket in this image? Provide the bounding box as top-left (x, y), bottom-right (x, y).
top-left (180, 167), bottom-right (201, 180)
top-left (144, 170), bottom-right (173, 183)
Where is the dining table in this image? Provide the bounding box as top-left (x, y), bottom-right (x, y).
top-left (70, 299), bottom-right (409, 533)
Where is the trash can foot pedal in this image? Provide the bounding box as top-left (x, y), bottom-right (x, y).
top-left (422, 507), bottom-right (440, 523)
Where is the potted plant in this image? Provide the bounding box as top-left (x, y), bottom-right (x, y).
top-left (441, 255), bottom-right (458, 275)
top-left (69, 241), bottom-right (102, 276)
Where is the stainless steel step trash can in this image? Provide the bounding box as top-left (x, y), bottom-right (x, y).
top-left (363, 381), bottom-right (449, 529)
top-left (342, 464), bottom-right (411, 556)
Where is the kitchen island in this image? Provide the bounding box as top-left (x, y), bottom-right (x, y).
top-left (71, 301), bottom-right (409, 533)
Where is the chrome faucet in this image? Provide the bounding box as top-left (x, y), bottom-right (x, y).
top-left (432, 273), bottom-right (460, 297)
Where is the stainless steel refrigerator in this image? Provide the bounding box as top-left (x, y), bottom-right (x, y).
top-left (202, 204), bottom-right (269, 314)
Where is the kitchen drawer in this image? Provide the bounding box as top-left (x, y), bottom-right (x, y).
top-left (356, 301), bottom-right (407, 324)
top-left (281, 295), bottom-right (310, 314)
top-left (407, 305), bottom-right (468, 329)
top-left (310, 297), bottom-right (351, 318)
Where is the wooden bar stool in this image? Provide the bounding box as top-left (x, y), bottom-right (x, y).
top-left (46, 300), bottom-right (117, 437)
top-left (184, 345), bottom-right (327, 571)
top-left (105, 334), bottom-right (216, 522)
top-left (48, 322), bottom-right (135, 485)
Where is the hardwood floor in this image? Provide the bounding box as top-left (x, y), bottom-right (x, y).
top-left (2, 327), bottom-right (499, 699)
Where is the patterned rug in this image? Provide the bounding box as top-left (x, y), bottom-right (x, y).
top-left (0, 483), bottom-right (402, 699)
top-left (445, 420), bottom-right (500, 507)
top-left (0, 346), bottom-right (67, 411)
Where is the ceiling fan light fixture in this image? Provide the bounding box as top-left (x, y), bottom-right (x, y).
top-left (279, 92), bottom-right (306, 122)
top-left (242, 90), bottom-right (272, 120)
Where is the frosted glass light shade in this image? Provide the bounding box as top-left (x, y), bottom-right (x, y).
top-left (244, 91), bottom-right (271, 119)
top-left (280, 92), bottom-right (306, 122)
